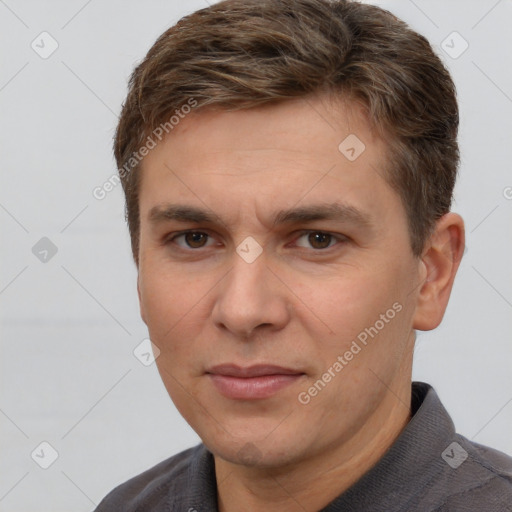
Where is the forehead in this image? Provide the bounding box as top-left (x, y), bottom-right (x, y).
top-left (158, 95), bottom-right (377, 160)
top-left (137, 95), bottom-right (404, 231)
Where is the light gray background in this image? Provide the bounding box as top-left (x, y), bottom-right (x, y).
top-left (1, 0), bottom-right (511, 510)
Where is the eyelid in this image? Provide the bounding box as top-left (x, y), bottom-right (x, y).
top-left (292, 230), bottom-right (348, 250)
top-left (164, 229), bottom-right (348, 251)
top-left (164, 229), bottom-right (217, 248)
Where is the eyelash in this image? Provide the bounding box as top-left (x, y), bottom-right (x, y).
top-left (164, 230), bottom-right (348, 252)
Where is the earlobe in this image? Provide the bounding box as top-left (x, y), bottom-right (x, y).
top-left (412, 213), bottom-right (465, 331)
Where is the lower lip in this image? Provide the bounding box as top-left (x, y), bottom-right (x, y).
top-left (208, 374), bottom-right (304, 400)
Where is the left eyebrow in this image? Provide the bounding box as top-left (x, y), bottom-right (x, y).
top-left (271, 202), bottom-right (373, 229)
top-left (147, 202), bottom-right (373, 230)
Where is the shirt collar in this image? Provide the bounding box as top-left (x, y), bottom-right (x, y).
top-left (321, 381), bottom-right (455, 510)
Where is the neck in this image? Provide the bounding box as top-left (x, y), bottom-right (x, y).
top-left (215, 379), bottom-right (412, 512)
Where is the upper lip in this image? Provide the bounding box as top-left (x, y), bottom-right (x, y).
top-left (206, 364), bottom-right (304, 378)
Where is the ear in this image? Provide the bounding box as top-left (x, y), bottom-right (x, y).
top-left (412, 212), bottom-right (465, 331)
top-left (137, 274), bottom-right (147, 325)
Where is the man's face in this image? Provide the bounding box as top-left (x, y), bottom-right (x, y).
top-left (137, 95), bottom-right (423, 467)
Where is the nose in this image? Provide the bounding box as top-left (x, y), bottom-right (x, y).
top-left (211, 246), bottom-right (291, 341)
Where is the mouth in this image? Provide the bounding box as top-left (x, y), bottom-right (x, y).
top-left (205, 364), bottom-right (306, 400)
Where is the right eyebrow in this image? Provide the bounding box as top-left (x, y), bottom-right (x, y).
top-left (148, 204), bottom-right (222, 225)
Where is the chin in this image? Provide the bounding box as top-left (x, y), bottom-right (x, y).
top-left (201, 428), bottom-right (305, 469)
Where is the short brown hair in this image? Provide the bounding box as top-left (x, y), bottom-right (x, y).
top-left (114, 0), bottom-right (459, 265)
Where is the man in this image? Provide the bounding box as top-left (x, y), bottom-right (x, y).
top-left (95, 0), bottom-right (512, 510)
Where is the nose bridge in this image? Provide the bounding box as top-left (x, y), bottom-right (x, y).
top-left (225, 245), bottom-right (270, 306)
top-left (212, 243), bottom-right (289, 337)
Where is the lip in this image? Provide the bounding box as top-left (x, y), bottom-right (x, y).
top-left (206, 364), bottom-right (305, 400)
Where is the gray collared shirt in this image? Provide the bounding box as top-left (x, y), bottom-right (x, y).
top-left (94, 382), bottom-right (512, 511)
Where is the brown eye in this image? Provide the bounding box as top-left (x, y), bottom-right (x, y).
top-left (295, 231), bottom-right (339, 250)
top-left (307, 232), bottom-right (332, 249)
top-left (167, 231), bottom-right (213, 249)
top-left (183, 232), bottom-right (209, 248)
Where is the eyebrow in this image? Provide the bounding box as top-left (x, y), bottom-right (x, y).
top-left (148, 202), bottom-right (373, 230)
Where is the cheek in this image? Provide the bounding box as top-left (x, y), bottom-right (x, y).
top-left (304, 270), bottom-right (397, 340)
top-left (139, 257), bottom-right (195, 326)
top-left (140, 279), bottom-right (174, 333)
top-left (138, 269), bottom-right (191, 363)
top-left (297, 262), bottom-right (414, 377)
top-left (138, 261), bottom-right (220, 375)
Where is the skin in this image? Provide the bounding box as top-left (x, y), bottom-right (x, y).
top-left (136, 94), bottom-right (465, 512)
